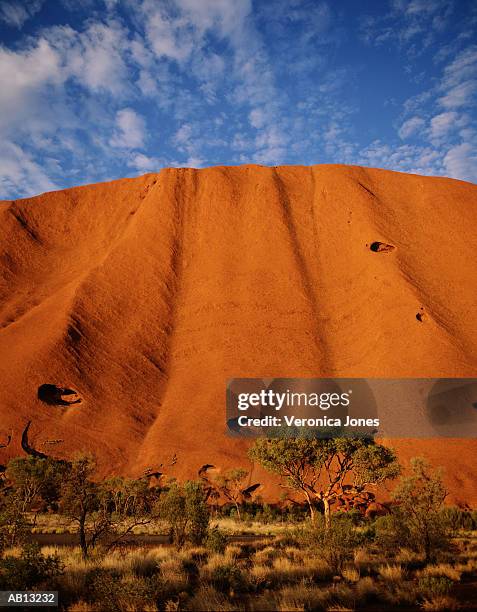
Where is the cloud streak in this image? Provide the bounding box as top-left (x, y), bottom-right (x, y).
top-left (0, 0), bottom-right (44, 28)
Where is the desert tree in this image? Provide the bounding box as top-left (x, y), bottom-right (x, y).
top-left (378, 457), bottom-right (450, 562)
top-left (103, 476), bottom-right (153, 516)
top-left (0, 493), bottom-right (30, 550)
top-left (59, 455), bottom-right (105, 559)
top-left (6, 456), bottom-right (66, 515)
top-left (158, 480), bottom-right (210, 547)
top-left (0, 455), bottom-right (66, 549)
top-left (211, 468), bottom-right (259, 521)
top-left (100, 475), bottom-right (159, 549)
top-left (60, 456), bottom-right (158, 558)
top-left (249, 435), bottom-right (400, 526)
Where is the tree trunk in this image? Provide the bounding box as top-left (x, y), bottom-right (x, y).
top-left (424, 529), bottom-right (431, 563)
top-left (234, 502), bottom-right (241, 521)
top-left (323, 497), bottom-right (331, 529)
top-left (304, 489), bottom-right (315, 522)
top-left (79, 511), bottom-right (88, 559)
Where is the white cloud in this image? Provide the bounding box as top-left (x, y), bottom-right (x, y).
top-left (392, 39), bottom-right (476, 184)
top-left (443, 143), bottom-right (477, 183)
top-left (174, 123), bottom-right (193, 147)
top-left (2, 0), bottom-right (471, 198)
top-left (0, 38), bottom-right (63, 136)
top-left (0, 38), bottom-right (60, 93)
top-left (398, 116), bottom-right (425, 139)
top-left (0, 18), bottom-right (135, 139)
top-left (175, 0), bottom-right (252, 39)
top-left (135, 1), bottom-right (193, 63)
top-left (438, 80), bottom-right (476, 109)
top-left (136, 70), bottom-right (158, 97)
top-left (231, 132), bottom-right (252, 151)
top-left (440, 45), bottom-right (477, 90)
top-left (359, 130), bottom-right (477, 184)
top-left (46, 21), bottom-right (131, 96)
top-left (127, 0), bottom-right (253, 113)
top-left (0, 0), bottom-right (43, 28)
top-left (249, 107), bottom-right (266, 129)
top-left (192, 52), bottom-right (225, 90)
top-left (400, 0), bottom-right (446, 16)
top-left (0, 0), bottom-right (279, 196)
top-left (363, 0), bottom-right (453, 53)
top-left (0, 141), bottom-right (57, 198)
top-left (359, 139), bottom-right (442, 176)
top-left (429, 111), bottom-right (458, 139)
top-left (110, 108), bottom-right (146, 149)
top-left (0, 17), bottom-right (148, 195)
top-left (253, 124), bottom-right (287, 164)
top-left (128, 153), bottom-right (161, 172)
top-left (438, 45), bottom-right (477, 108)
top-left (185, 156), bottom-right (205, 168)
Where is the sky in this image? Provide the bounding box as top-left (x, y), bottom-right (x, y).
top-left (0, 0), bottom-right (476, 199)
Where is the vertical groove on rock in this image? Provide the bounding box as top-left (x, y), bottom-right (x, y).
top-left (272, 167), bottom-right (329, 374)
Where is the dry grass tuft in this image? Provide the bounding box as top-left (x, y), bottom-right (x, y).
top-left (1, 547), bottom-right (22, 558)
top-left (395, 548), bottom-right (424, 565)
top-left (252, 545), bottom-right (279, 566)
top-left (184, 586), bottom-right (239, 611)
top-left (354, 576), bottom-right (378, 602)
top-left (160, 557), bottom-right (189, 592)
top-left (201, 552), bottom-right (230, 577)
top-left (353, 548), bottom-right (375, 574)
top-left (276, 584), bottom-right (331, 612)
top-left (421, 595), bottom-right (459, 611)
top-left (224, 544), bottom-right (242, 559)
top-left (66, 601), bottom-right (95, 612)
top-left (378, 564), bottom-right (405, 583)
top-left (418, 564), bottom-right (462, 582)
top-left (341, 567), bottom-right (360, 583)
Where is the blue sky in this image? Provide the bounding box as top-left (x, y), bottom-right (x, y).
top-left (0, 0), bottom-right (476, 198)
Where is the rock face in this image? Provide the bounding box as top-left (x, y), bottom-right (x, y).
top-left (0, 164), bottom-right (476, 503)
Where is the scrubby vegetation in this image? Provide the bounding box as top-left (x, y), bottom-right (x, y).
top-left (1, 522), bottom-right (476, 611)
top-left (0, 440), bottom-right (476, 610)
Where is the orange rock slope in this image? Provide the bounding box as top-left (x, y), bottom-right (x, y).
top-left (0, 165), bottom-right (476, 503)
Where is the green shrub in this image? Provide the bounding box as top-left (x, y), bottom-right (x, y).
top-left (181, 558), bottom-right (199, 586)
top-left (210, 564), bottom-right (247, 593)
top-left (440, 506), bottom-right (474, 533)
top-left (0, 544), bottom-right (63, 591)
top-left (85, 570), bottom-right (124, 612)
top-left (387, 458), bottom-right (450, 563)
top-left (205, 527), bottom-right (228, 554)
top-left (0, 494), bottom-right (30, 550)
top-left (158, 481), bottom-right (209, 548)
top-left (130, 554), bottom-right (160, 578)
top-left (6, 456), bottom-right (66, 512)
top-left (184, 482), bottom-right (210, 546)
top-left (298, 515), bottom-right (364, 575)
top-left (84, 569), bottom-right (165, 612)
top-left (417, 575), bottom-right (453, 599)
top-left (375, 507), bottom-right (450, 563)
